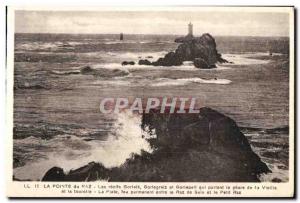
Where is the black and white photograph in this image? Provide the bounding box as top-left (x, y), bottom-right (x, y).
top-left (6, 6), bottom-right (295, 197)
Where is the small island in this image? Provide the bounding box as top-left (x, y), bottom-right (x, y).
top-left (138, 23), bottom-right (229, 69)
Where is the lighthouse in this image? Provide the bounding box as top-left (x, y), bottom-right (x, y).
top-left (188, 22), bottom-right (193, 36)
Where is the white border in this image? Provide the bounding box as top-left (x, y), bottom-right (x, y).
top-left (3, 4), bottom-right (296, 199)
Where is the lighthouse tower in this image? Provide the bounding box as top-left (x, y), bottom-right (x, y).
top-left (188, 22), bottom-right (193, 36)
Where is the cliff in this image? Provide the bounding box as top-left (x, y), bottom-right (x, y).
top-left (41, 107), bottom-right (270, 182)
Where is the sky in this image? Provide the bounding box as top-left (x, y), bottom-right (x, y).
top-left (15, 10), bottom-right (290, 36)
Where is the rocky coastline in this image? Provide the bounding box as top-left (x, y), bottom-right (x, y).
top-left (39, 107), bottom-right (271, 182)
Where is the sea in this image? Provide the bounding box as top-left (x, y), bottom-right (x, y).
top-left (13, 33), bottom-right (290, 182)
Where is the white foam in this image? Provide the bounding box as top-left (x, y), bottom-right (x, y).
top-left (243, 52), bottom-right (284, 57)
top-left (97, 63), bottom-right (229, 72)
top-left (67, 41), bottom-right (88, 46)
top-left (16, 42), bottom-right (61, 51)
top-left (151, 77), bottom-right (232, 87)
top-left (215, 65), bottom-right (232, 70)
top-left (222, 53), bottom-right (271, 65)
top-left (13, 111), bottom-right (153, 181)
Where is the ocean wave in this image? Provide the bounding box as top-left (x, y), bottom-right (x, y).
top-left (88, 76), bottom-right (231, 87)
top-left (50, 66), bottom-right (129, 78)
top-left (151, 77), bottom-right (232, 87)
top-left (241, 126), bottom-right (289, 134)
top-left (82, 51), bottom-right (167, 61)
top-left (222, 53), bottom-right (271, 65)
top-left (215, 65), bottom-right (232, 70)
top-left (16, 42), bottom-right (60, 51)
top-left (15, 40), bottom-right (105, 52)
top-left (15, 40), bottom-right (171, 52)
top-left (16, 41), bottom-right (76, 51)
top-left (242, 124), bottom-right (289, 182)
top-left (101, 40), bottom-right (150, 45)
top-left (91, 80), bottom-right (132, 86)
top-left (97, 62), bottom-right (231, 71)
top-left (121, 51), bottom-right (167, 60)
top-left (51, 70), bottom-right (81, 75)
top-left (259, 162), bottom-right (288, 182)
top-left (13, 111), bottom-right (153, 181)
top-left (14, 82), bottom-right (50, 90)
top-left (99, 40), bottom-right (172, 45)
top-left (242, 52), bottom-right (284, 57)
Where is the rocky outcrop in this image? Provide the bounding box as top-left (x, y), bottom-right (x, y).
top-left (41, 107), bottom-right (270, 182)
top-left (41, 163), bottom-right (111, 181)
top-left (42, 167), bottom-right (65, 181)
top-left (138, 33), bottom-right (229, 68)
top-left (121, 61), bottom-right (135, 66)
top-left (138, 59), bottom-right (152, 65)
top-left (194, 58), bottom-right (210, 69)
top-left (80, 66), bottom-right (129, 77)
top-left (80, 66), bottom-right (94, 74)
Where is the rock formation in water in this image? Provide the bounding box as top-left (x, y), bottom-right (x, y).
top-left (138, 33), bottom-right (229, 69)
top-left (80, 66), bottom-right (129, 77)
top-left (121, 61), bottom-right (135, 66)
top-left (40, 107), bottom-right (270, 182)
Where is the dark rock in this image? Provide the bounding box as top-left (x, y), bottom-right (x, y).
top-left (199, 108), bottom-right (270, 175)
top-left (65, 162), bottom-right (110, 181)
top-left (41, 107), bottom-right (271, 182)
top-left (80, 66), bottom-right (94, 74)
top-left (80, 66), bottom-right (129, 78)
top-left (174, 34), bottom-right (194, 43)
top-left (139, 33), bottom-right (229, 68)
top-left (42, 167), bottom-right (66, 181)
top-left (146, 56), bottom-right (153, 59)
top-left (151, 52), bottom-right (182, 66)
top-left (217, 53), bottom-right (231, 64)
top-left (139, 107), bottom-right (271, 181)
top-left (138, 59), bottom-right (152, 65)
top-left (181, 118), bottom-right (210, 146)
top-left (121, 61), bottom-right (135, 66)
top-left (42, 162), bottom-right (110, 182)
top-left (272, 178), bottom-right (282, 182)
top-left (194, 58), bottom-right (209, 69)
top-left (174, 33), bottom-right (220, 66)
top-left (13, 157), bottom-right (24, 168)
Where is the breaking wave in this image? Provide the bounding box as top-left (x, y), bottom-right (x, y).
top-left (151, 77), bottom-right (232, 87)
top-left (13, 111), bottom-right (153, 181)
top-left (222, 53), bottom-right (272, 65)
top-left (50, 70), bottom-right (81, 75)
top-left (98, 63), bottom-right (231, 71)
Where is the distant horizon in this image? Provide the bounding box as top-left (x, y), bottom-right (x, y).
top-left (14, 32), bottom-right (289, 38)
top-left (15, 10), bottom-right (290, 37)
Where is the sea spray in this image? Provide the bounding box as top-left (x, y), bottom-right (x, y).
top-left (13, 110), bottom-right (153, 180)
